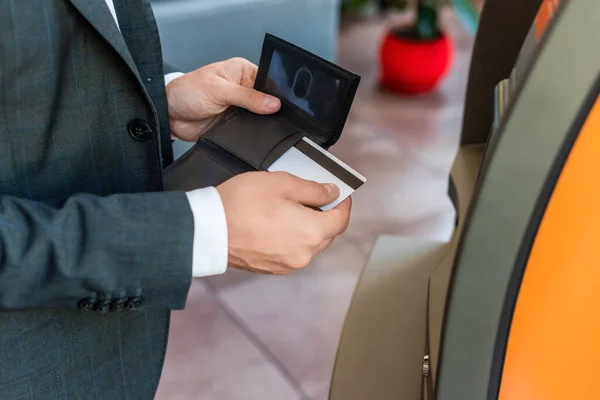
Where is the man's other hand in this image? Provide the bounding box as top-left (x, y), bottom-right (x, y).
top-left (216, 172), bottom-right (352, 275)
top-left (166, 58), bottom-right (281, 142)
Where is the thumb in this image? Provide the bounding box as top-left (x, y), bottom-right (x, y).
top-left (220, 81), bottom-right (281, 114)
top-left (285, 177), bottom-right (340, 208)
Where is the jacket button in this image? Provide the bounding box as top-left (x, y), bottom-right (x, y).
top-left (78, 298), bottom-right (97, 311)
top-left (126, 297), bottom-right (144, 311)
top-left (111, 298), bottom-right (128, 312)
top-left (128, 120), bottom-right (152, 141)
top-left (96, 300), bottom-right (112, 313)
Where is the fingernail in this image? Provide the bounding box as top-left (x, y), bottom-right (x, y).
top-left (324, 183), bottom-right (338, 196)
top-left (263, 95), bottom-right (279, 110)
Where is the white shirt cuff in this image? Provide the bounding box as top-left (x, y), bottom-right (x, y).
top-left (164, 72), bottom-right (185, 86)
top-left (185, 187), bottom-right (228, 277)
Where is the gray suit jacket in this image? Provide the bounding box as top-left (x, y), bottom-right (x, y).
top-left (0, 1), bottom-right (194, 398)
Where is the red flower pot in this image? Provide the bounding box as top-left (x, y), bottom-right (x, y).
top-left (379, 30), bottom-right (453, 95)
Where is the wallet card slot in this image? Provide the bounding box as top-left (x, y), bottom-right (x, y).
top-left (275, 110), bottom-right (328, 148)
top-left (260, 130), bottom-right (305, 169)
top-left (204, 111), bottom-right (304, 170)
top-left (163, 138), bottom-right (257, 191)
top-left (196, 139), bottom-right (257, 175)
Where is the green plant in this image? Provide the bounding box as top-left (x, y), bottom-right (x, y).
top-left (341, 0), bottom-right (448, 39)
top-left (342, 0), bottom-right (446, 13)
top-left (340, 0), bottom-right (371, 14)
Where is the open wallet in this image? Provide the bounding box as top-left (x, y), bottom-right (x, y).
top-left (163, 33), bottom-right (362, 204)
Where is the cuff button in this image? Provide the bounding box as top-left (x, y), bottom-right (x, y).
top-left (78, 298), bottom-right (97, 311)
top-left (126, 297), bottom-right (144, 311)
top-left (111, 298), bottom-right (128, 312)
top-left (97, 300), bottom-right (112, 313)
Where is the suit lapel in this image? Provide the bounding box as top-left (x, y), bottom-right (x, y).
top-left (67, 0), bottom-right (142, 82)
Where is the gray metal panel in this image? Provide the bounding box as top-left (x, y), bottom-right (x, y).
top-left (459, 0), bottom-right (542, 145)
top-left (329, 237), bottom-right (448, 400)
top-left (428, 144), bottom-right (485, 386)
top-left (437, 1), bottom-right (600, 399)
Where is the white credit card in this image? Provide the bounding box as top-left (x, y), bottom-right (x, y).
top-left (268, 137), bottom-right (367, 211)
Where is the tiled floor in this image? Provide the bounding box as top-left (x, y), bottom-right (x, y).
top-left (156, 11), bottom-right (474, 400)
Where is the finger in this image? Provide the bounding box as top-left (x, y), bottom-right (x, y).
top-left (237, 59), bottom-right (259, 88)
top-left (230, 257), bottom-right (294, 275)
top-left (232, 266), bottom-right (292, 275)
top-left (280, 174), bottom-right (340, 207)
top-left (235, 266), bottom-right (273, 275)
top-left (335, 196), bottom-right (352, 212)
top-left (170, 118), bottom-right (217, 141)
top-left (221, 57), bottom-right (258, 88)
top-left (316, 197), bottom-right (352, 238)
top-left (220, 80), bottom-right (281, 114)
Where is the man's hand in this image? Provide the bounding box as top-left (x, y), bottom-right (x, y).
top-left (166, 58), bottom-right (281, 142)
top-left (216, 172), bottom-right (352, 275)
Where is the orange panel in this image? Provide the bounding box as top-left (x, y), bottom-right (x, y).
top-left (499, 95), bottom-right (600, 399)
top-left (535, 0), bottom-right (562, 39)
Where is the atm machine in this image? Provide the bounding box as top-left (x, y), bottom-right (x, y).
top-left (329, 0), bottom-right (600, 399)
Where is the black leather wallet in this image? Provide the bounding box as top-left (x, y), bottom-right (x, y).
top-left (163, 33), bottom-right (361, 191)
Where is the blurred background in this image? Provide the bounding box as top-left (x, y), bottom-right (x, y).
top-left (151, 0), bottom-right (483, 398)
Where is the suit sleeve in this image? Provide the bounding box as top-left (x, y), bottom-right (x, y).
top-left (0, 191), bottom-right (194, 311)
